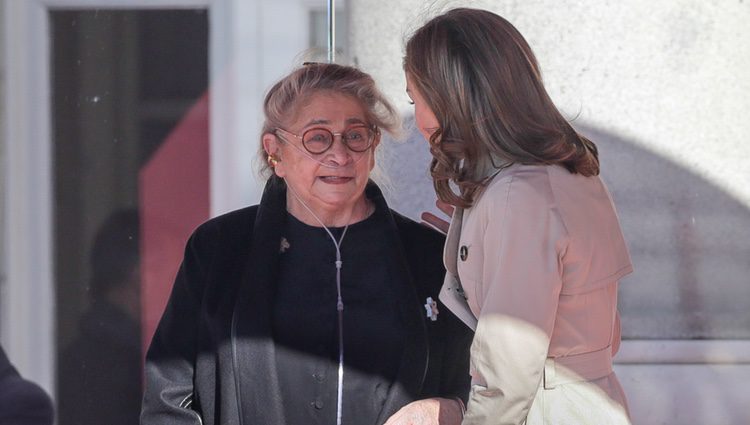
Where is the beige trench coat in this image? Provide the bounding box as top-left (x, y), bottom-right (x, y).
top-left (440, 164), bottom-right (633, 425)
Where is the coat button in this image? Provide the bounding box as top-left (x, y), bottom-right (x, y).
top-left (459, 245), bottom-right (468, 261)
top-left (313, 373), bottom-right (325, 382)
top-left (313, 399), bottom-right (324, 409)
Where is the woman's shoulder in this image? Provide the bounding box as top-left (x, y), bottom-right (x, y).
top-left (477, 163), bottom-right (557, 209)
top-left (390, 209), bottom-right (446, 248)
top-left (389, 211), bottom-right (447, 297)
top-left (190, 205), bottom-right (259, 248)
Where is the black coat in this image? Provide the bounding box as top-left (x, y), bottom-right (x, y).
top-left (0, 346), bottom-right (54, 425)
top-left (141, 178), bottom-right (473, 425)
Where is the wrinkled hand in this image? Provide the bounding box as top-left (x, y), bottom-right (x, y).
top-left (383, 397), bottom-right (463, 425)
top-left (420, 200), bottom-right (455, 235)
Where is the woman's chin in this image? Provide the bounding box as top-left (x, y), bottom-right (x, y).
top-left (313, 189), bottom-right (365, 210)
top-left (317, 194), bottom-right (359, 210)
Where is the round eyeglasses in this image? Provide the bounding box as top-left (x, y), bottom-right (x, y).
top-left (275, 125), bottom-right (378, 154)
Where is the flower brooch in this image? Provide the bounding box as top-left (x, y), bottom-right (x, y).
top-left (424, 297), bottom-right (439, 321)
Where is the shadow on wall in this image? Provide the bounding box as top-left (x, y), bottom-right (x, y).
top-left (380, 117), bottom-right (750, 340)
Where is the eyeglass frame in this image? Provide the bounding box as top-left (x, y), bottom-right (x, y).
top-left (274, 125), bottom-right (379, 155)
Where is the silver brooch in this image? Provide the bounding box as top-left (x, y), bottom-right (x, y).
top-left (424, 297), bottom-right (439, 321)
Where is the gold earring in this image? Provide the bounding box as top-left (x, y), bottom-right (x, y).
top-left (267, 154), bottom-right (280, 166)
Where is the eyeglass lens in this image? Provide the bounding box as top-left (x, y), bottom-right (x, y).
top-left (302, 126), bottom-right (374, 154)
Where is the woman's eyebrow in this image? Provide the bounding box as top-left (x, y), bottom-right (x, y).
top-left (345, 118), bottom-right (367, 125)
top-left (304, 118), bottom-right (331, 126)
top-left (303, 117), bottom-right (367, 127)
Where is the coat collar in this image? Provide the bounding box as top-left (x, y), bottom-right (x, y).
top-left (439, 207), bottom-right (478, 330)
top-left (231, 177), bottom-right (429, 425)
top-left (231, 176), bottom-right (288, 425)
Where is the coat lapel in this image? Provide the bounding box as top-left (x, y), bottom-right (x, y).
top-left (231, 177), bottom-right (287, 425)
top-left (443, 207), bottom-right (463, 276)
top-left (367, 184), bottom-right (430, 424)
top-left (438, 207), bottom-right (478, 330)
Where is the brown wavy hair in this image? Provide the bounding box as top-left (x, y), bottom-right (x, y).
top-left (258, 62), bottom-right (399, 178)
top-left (404, 8), bottom-right (599, 208)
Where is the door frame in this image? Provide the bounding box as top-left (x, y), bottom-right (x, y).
top-left (1, 0), bottom-right (315, 396)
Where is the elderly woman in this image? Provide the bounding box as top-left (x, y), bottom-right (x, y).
top-left (141, 63), bottom-right (472, 425)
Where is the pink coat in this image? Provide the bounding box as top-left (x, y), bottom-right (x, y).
top-left (440, 164), bottom-right (633, 425)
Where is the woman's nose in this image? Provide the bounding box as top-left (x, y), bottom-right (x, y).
top-left (324, 136), bottom-right (354, 165)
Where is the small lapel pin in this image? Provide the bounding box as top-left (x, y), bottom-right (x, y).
top-left (280, 237), bottom-right (290, 253)
top-left (459, 245), bottom-right (468, 261)
top-left (424, 297), bottom-right (439, 321)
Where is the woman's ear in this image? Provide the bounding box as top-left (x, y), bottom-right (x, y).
top-left (372, 130), bottom-right (382, 149)
top-left (262, 133), bottom-right (285, 177)
top-left (262, 133), bottom-right (279, 157)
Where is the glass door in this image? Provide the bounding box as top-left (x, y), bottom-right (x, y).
top-left (2, 2), bottom-right (346, 424)
top-left (51, 9), bottom-right (209, 424)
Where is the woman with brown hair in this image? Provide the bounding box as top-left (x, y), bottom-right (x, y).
top-left (397, 7), bottom-right (634, 425)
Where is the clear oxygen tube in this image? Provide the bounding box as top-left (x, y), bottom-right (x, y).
top-left (278, 133), bottom-right (373, 425)
top-left (284, 180), bottom-right (355, 425)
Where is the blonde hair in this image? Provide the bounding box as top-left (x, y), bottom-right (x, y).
top-left (258, 63), bottom-right (400, 178)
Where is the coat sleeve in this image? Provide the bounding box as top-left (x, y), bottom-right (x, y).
top-left (141, 226), bottom-right (215, 425)
top-left (424, 230), bottom-right (473, 404)
top-left (397, 215), bottom-right (473, 404)
top-left (462, 173), bottom-right (567, 425)
top-left (437, 304), bottom-right (473, 404)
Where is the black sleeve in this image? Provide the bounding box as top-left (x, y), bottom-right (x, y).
top-left (395, 215), bottom-right (473, 403)
top-left (422, 238), bottom-right (472, 404)
top-left (0, 346), bottom-right (55, 425)
top-left (140, 224), bottom-right (216, 425)
top-left (435, 302), bottom-right (473, 404)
